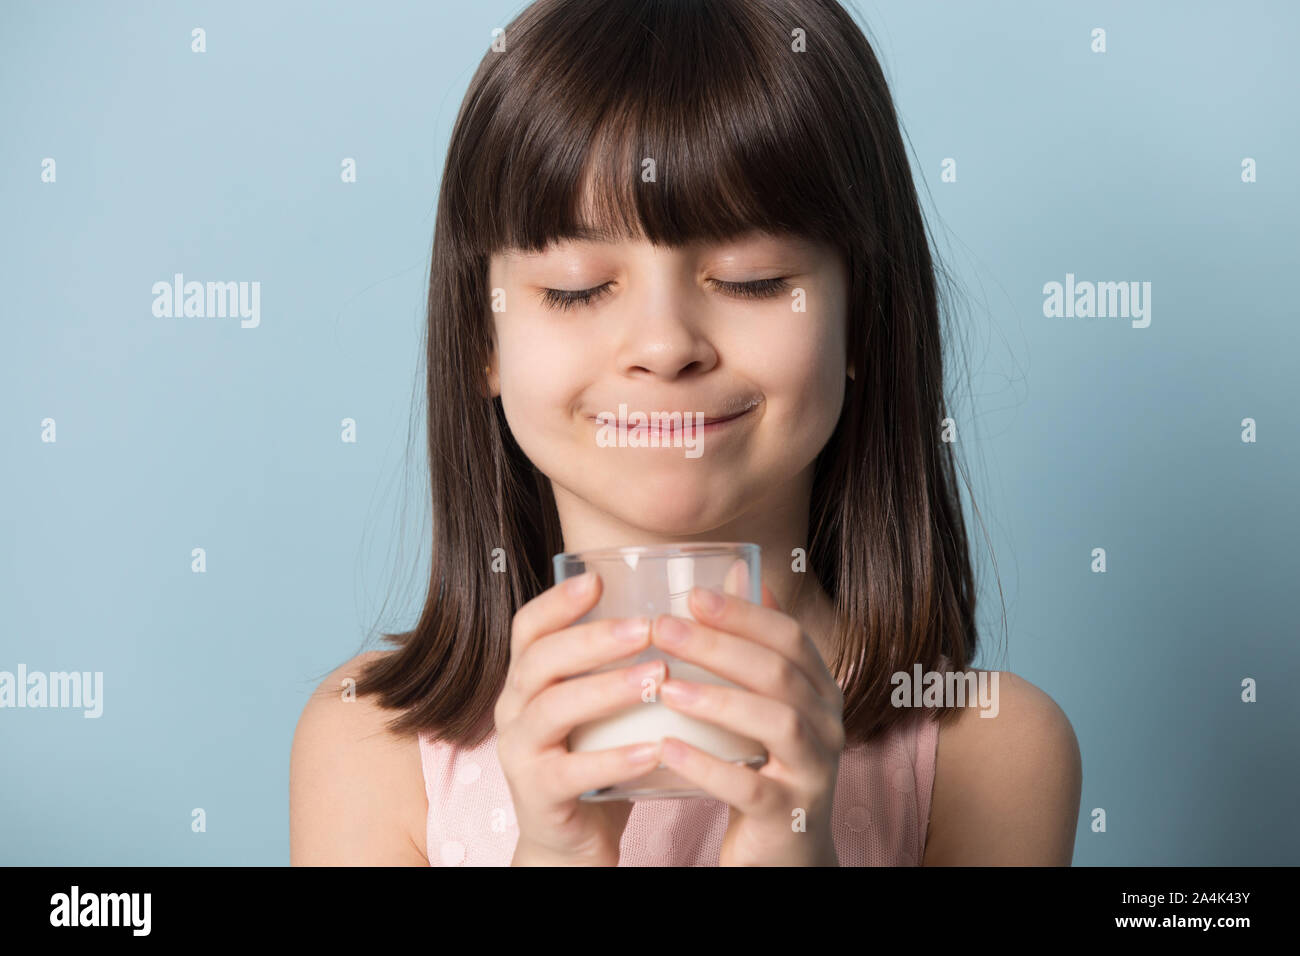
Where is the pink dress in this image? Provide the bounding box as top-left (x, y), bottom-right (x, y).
top-left (417, 705), bottom-right (939, 866)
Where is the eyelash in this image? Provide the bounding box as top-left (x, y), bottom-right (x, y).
top-left (538, 277), bottom-right (791, 312)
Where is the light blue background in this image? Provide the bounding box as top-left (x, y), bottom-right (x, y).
top-left (1, 0), bottom-right (1296, 865)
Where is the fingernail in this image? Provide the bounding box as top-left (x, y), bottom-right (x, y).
top-left (655, 616), bottom-right (688, 646)
top-left (660, 680), bottom-right (699, 704)
top-left (628, 660), bottom-right (666, 688)
top-left (613, 617), bottom-right (650, 642)
top-left (627, 742), bottom-right (659, 764)
top-left (725, 558), bottom-right (749, 597)
top-left (565, 571), bottom-right (594, 596)
top-left (693, 586), bottom-right (724, 614)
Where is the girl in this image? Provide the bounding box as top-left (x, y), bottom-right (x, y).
top-left (290, 0), bottom-right (1081, 866)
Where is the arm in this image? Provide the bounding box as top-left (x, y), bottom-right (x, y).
top-left (922, 670), bottom-right (1082, 865)
top-left (290, 651), bottom-right (430, 865)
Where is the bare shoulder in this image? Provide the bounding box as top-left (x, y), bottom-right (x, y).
top-left (922, 669), bottom-right (1082, 865)
top-left (289, 650), bottom-right (429, 865)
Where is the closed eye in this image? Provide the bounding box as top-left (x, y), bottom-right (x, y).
top-left (708, 277), bottom-right (790, 299)
top-left (538, 277), bottom-right (791, 311)
top-left (538, 282), bottom-right (614, 311)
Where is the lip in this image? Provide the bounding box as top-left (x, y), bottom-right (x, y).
top-left (586, 398), bottom-right (761, 440)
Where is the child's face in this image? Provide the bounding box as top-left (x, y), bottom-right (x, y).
top-left (486, 227), bottom-right (849, 539)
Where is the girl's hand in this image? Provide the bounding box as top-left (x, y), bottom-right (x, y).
top-left (495, 571), bottom-right (665, 866)
top-left (652, 569), bottom-right (845, 866)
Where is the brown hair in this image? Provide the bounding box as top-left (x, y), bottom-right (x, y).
top-left (355, 0), bottom-right (991, 747)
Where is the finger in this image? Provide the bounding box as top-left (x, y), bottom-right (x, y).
top-left (650, 614), bottom-right (839, 747)
top-left (721, 558), bottom-right (749, 599)
top-left (760, 583), bottom-right (782, 610)
top-left (510, 616), bottom-right (652, 705)
top-left (656, 735), bottom-right (775, 814)
top-left (687, 586), bottom-right (840, 702)
top-left (510, 572), bottom-right (602, 661)
top-left (536, 739), bottom-right (665, 803)
top-left (512, 658), bottom-right (668, 753)
top-left (658, 678), bottom-right (835, 777)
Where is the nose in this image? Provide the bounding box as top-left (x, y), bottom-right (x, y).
top-left (615, 267), bottom-right (718, 380)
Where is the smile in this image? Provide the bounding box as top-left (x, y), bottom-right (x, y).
top-left (586, 398), bottom-right (761, 445)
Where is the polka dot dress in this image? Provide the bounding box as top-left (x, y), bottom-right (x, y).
top-left (419, 700), bottom-right (940, 867)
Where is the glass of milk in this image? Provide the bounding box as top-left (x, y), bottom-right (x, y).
top-left (553, 542), bottom-right (768, 801)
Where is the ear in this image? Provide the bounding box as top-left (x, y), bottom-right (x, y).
top-left (481, 349), bottom-right (499, 400)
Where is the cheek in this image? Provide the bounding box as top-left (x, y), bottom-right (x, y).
top-left (494, 311), bottom-right (590, 437)
top-left (747, 304), bottom-right (845, 412)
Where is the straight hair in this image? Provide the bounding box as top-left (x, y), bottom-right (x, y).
top-left (356, 0), bottom-right (985, 748)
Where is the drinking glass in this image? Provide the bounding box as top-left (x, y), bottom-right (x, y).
top-left (552, 542), bottom-right (768, 800)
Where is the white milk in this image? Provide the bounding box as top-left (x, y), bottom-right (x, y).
top-left (567, 555), bottom-right (767, 767)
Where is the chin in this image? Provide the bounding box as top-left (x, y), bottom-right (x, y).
top-left (600, 491), bottom-right (734, 538)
